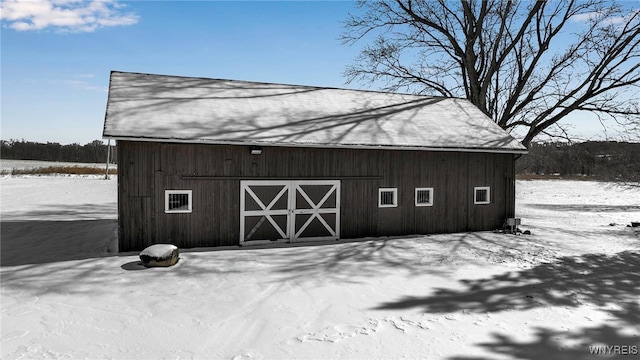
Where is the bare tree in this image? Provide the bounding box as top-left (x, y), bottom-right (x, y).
top-left (342, 0), bottom-right (640, 147)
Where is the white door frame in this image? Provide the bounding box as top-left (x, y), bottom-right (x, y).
top-left (291, 180), bottom-right (340, 242)
top-left (239, 180), bottom-right (340, 245)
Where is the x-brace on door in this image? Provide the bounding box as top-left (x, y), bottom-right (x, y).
top-left (240, 180), bottom-right (340, 245)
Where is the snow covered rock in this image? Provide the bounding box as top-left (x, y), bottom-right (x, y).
top-left (139, 244), bottom-right (179, 267)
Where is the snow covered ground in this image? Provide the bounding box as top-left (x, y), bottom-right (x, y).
top-left (1, 176), bottom-right (639, 359)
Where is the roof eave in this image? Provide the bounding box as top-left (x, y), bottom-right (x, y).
top-left (102, 135), bottom-right (529, 155)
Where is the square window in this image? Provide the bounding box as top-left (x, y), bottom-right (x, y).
top-left (378, 188), bottom-right (398, 208)
top-left (474, 187), bottom-right (490, 205)
top-left (165, 190), bottom-right (192, 213)
top-left (415, 187), bottom-right (434, 206)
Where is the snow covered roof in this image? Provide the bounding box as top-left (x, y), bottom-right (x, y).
top-left (103, 71), bottom-right (527, 154)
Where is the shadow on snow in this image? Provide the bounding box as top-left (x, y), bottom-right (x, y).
top-left (449, 324), bottom-right (640, 360)
top-left (374, 250), bottom-right (639, 314)
top-left (1, 219), bottom-right (118, 267)
top-left (372, 250), bottom-right (640, 360)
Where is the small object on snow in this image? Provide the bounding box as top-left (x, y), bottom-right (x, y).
top-left (631, 222), bottom-right (640, 228)
top-left (504, 218), bottom-right (522, 234)
top-left (139, 244), bottom-right (179, 267)
top-left (523, 230), bottom-right (532, 235)
top-left (609, 223), bottom-right (617, 226)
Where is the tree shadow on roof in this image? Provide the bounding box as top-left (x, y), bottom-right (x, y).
top-left (105, 73), bottom-right (523, 151)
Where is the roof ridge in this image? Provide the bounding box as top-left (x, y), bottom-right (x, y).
top-left (109, 70), bottom-right (461, 100)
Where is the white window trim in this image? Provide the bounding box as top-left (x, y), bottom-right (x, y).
top-left (378, 188), bottom-right (398, 208)
top-left (165, 190), bottom-right (193, 213)
top-left (474, 186), bottom-right (491, 205)
top-left (415, 187), bottom-right (434, 207)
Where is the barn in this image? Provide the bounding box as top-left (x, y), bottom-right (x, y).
top-left (103, 71), bottom-right (527, 252)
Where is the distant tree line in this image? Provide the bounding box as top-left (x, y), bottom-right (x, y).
top-left (0, 139), bottom-right (116, 164)
top-left (2, 139), bottom-right (638, 183)
top-left (516, 141), bottom-right (640, 182)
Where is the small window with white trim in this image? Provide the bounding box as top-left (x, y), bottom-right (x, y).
top-left (379, 188), bottom-right (398, 208)
top-left (474, 186), bottom-right (490, 205)
top-left (165, 190), bottom-right (192, 213)
top-left (415, 187), bottom-right (434, 206)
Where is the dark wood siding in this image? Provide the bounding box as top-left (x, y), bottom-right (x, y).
top-left (117, 141), bottom-right (517, 251)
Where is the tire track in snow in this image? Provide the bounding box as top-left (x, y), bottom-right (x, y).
top-left (193, 281), bottom-right (289, 358)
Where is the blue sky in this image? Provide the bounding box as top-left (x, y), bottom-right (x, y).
top-left (1, 0), bottom-right (362, 144)
top-left (0, 0), bottom-right (631, 145)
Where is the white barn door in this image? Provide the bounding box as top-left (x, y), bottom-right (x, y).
top-left (291, 180), bottom-right (340, 242)
top-left (240, 180), bottom-right (340, 245)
